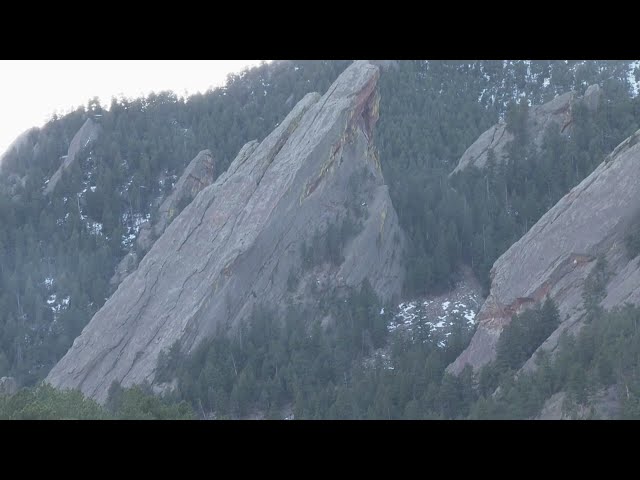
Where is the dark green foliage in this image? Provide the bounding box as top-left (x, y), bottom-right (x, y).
top-left (496, 297), bottom-right (561, 372)
top-left (154, 278), bottom-right (486, 419)
top-left (0, 382), bottom-right (193, 419)
top-left (380, 60), bottom-right (638, 296)
top-left (0, 384), bottom-right (106, 419)
top-left (625, 221), bottom-right (640, 259)
top-left (582, 255), bottom-right (610, 322)
top-left (157, 281), bottom-right (390, 418)
top-left (472, 304), bottom-right (640, 419)
top-left (104, 382), bottom-right (194, 420)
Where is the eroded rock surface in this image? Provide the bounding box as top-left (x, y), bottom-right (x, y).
top-left (448, 128), bottom-right (640, 375)
top-left (47, 61), bottom-right (406, 403)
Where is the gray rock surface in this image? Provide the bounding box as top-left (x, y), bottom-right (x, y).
top-left (450, 86), bottom-right (601, 176)
top-left (448, 128), bottom-right (640, 375)
top-left (110, 251), bottom-right (139, 287)
top-left (582, 84), bottom-right (602, 112)
top-left (47, 60), bottom-right (406, 404)
top-left (44, 118), bottom-right (101, 195)
top-left (153, 150), bottom-right (215, 237)
top-left (0, 376), bottom-right (18, 396)
top-left (109, 150), bottom-right (216, 287)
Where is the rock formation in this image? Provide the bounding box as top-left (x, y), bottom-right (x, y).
top-left (153, 150), bottom-right (215, 237)
top-left (109, 150), bottom-right (216, 287)
top-left (449, 85), bottom-right (602, 176)
top-left (47, 60), bottom-right (406, 403)
top-left (448, 128), bottom-right (640, 375)
top-left (44, 118), bottom-right (101, 195)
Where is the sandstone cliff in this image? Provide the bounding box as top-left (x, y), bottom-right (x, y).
top-left (450, 85), bottom-right (601, 176)
top-left (448, 128), bottom-right (640, 375)
top-left (44, 118), bottom-right (101, 195)
top-left (47, 60), bottom-right (406, 403)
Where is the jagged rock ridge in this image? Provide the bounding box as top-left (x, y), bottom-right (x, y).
top-left (448, 128), bottom-right (640, 375)
top-left (47, 60), bottom-right (407, 403)
top-left (449, 84), bottom-right (601, 176)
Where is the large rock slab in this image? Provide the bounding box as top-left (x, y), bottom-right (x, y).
top-left (448, 128), bottom-right (640, 375)
top-left (47, 60), bottom-right (406, 403)
top-left (109, 150), bottom-right (216, 287)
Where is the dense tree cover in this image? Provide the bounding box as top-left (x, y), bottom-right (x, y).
top-left (470, 301), bottom-right (640, 420)
top-left (6, 296), bottom-right (638, 420)
top-left (625, 220), bottom-right (640, 259)
top-left (582, 255), bottom-right (610, 323)
top-left (391, 69), bottom-right (640, 294)
top-left (0, 382), bottom-right (194, 420)
top-left (475, 298), bottom-right (561, 398)
top-left (156, 280), bottom-right (396, 418)
top-left (1, 60), bottom-right (639, 417)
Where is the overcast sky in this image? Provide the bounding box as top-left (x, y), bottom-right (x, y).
top-left (0, 60), bottom-right (269, 157)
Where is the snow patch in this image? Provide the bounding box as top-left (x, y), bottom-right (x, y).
top-left (387, 278), bottom-right (482, 349)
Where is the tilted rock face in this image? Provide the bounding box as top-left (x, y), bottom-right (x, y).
top-left (448, 128), bottom-right (640, 375)
top-left (44, 118), bottom-right (101, 195)
top-left (109, 150), bottom-right (216, 287)
top-left (110, 251), bottom-right (139, 288)
top-left (153, 149), bottom-right (216, 237)
top-left (47, 60), bottom-right (406, 403)
top-left (449, 85), bottom-right (601, 176)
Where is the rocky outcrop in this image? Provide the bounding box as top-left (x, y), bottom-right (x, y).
top-left (109, 150), bottom-right (216, 287)
top-left (47, 60), bottom-right (406, 403)
top-left (448, 128), bottom-right (640, 375)
top-left (0, 376), bottom-right (18, 396)
top-left (110, 251), bottom-right (138, 287)
top-left (153, 150), bottom-right (215, 237)
top-left (44, 118), bottom-right (101, 195)
top-left (450, 85), bottom-right (601, 176)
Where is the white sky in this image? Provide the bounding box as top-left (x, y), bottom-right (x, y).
top-left (0, 60), bottom-right (270, 157)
